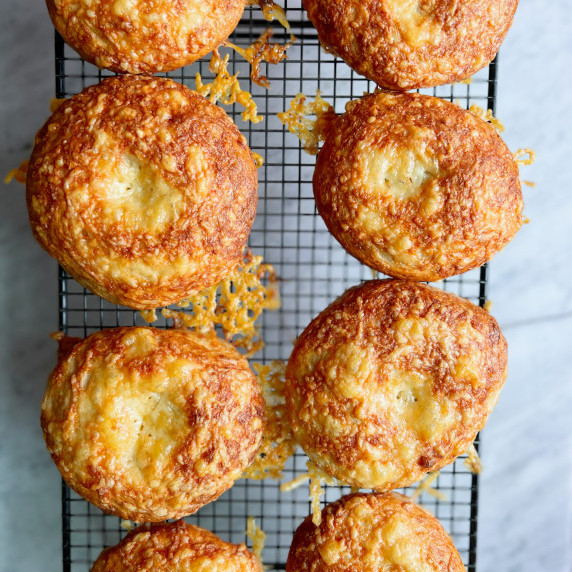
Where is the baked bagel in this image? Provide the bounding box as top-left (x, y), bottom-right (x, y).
top-left (313, 91), bottom-right (522, 281)
top-left (304, 0), bottom-right (519, 90)
top-left (285, 279), bottom-right (507, 491)
top-left (287, 492), bottom-right (466, 571)
top-left (91, 520), bottom-right (263, 571)
top-left (27, 75), bottom-right (258, 309)
top-left (47, 0), bottom-right (247, 74)
top-left (41, 327), bottom-right (264, 522)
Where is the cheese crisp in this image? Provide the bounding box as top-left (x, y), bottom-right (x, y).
top-left (47, 0), bottom-right (247, 74)
top-left (303, 0), bottom-right (519, 90)
top-left (287, 492), bottom-right (466, 571)
top-left (285, 280), bottom-right (507, 491)
top-left (41, 327), bottom-right (264, 522)
top-left (91, 520), bottom-right (262, 572)
top-left (27, 75), bottom-right (258, 309)
top-left (313, 92), bottom-right (522, 282)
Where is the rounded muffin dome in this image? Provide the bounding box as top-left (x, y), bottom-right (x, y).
top-left (41, 327), bottom-right (264, 522)
top-left (27, 75), bottom-right (258, 309)
top-left (91, 520), bottom-right (263, 572)
top-left (287, 492), bottom-right (466, 571)
top-left (47, 0), bottom-right (247, 74)
top-left (303, 0), bottom-right (519, 90)
top-left (285, 279), bottom-right (507, 491)
top-left (313, 91), bottom-right (522, 282)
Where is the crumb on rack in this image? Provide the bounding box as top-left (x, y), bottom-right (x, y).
top-left (244, 360), bottom-right (297, 480)
top-left (468, 104), bottom-right (504, 133)
top-left (483, 300), bottom-right (493, 313)
top-left (120, 520), bottom-right (134, 532)
top-left (246, 516), bottom-right (266, 567)
top-left (464, 444), bottom-right (482, 475)
top-left (522, 180), bottom-right (535, 187)
top-left (253, 152), bottom-right (264, 168)
top-left (411, 471), bottom-right (448, 502)
top-left (163, 251), bottom-right (280, 357)
top-left (277, 92), bottom-right (337, 155)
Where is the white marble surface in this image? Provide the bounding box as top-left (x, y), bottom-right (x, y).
top-left (0, 1), bottom-right (570, 570)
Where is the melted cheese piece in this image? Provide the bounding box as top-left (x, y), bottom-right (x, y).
top-left (362, 127), bottom-right (439, 201)
top-left (384, 0), bottom-right (443, 47)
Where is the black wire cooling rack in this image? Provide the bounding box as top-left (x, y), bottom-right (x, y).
top-left (55, 2), bottom-right (498, 569)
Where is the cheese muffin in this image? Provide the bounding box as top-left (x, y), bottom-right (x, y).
top-left (287, 492), bottom-right (466, 571)
top-left (313, 91), bottom-right (522, 281)
top-left (27, 75), bottom-right (258, 310)
top-left (47, 0), bottom-right (247, 74)
top-left (41, 327), bottom-right (264, 522)
top-left (285, 279), bottom-right (507, 491)
top-left (304, 0), bottom-right (519, 90)
top-left (91, 520), bottom-right (262, 571)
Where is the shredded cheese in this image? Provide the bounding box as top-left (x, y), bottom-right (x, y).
top-left (410, 471), bottom-right (448, 502)
top-left (246, 516), bottom-right (266, 567)
top-left (120, 520), bottom-right (134, 532)
top-left (50, 98), bottom-right (67, 113)
top-left (248, 0), bottom-right (292, 34)
top-left (139, 309), bottom-right (157, 324)
top-left (277, 92), bottom-right (337, 155)
top-left (244, 360), bottom-right (297, 480)
top-left (196, 49), bottom-right (262, 123)
top-left (514, 148), bottom-right (535, 165)
top-left (464, 444), bottom-right (482, 475)
top-left (4, 159), bottom-right (28, 184)
top-left (162, 251), bottom-right (280, 357)
top-left (228, 28), bottom-right (294, 89)
top-left (253, 152), bottom-right (264, 168)
top-left (468, 104), bottom-right (504, 133)
top-left (308, 461), bottom-right (337, 526)
top-left (279, 473), bottom-right (310, 493)
top-left (483, 300), bottom-right (493, 314)
top-left (522, 180), bottom-right (535, 187)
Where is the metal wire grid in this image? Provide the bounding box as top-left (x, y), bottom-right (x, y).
top-left (53, 2), bottom-right (498, 569)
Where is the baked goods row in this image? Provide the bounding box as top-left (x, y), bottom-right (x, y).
top-left (48, 0), bottom-right (518, 91)
top-left (90, 493), bottom-right (466, 571)
top-left (27, 74), bottom-right (522, 308)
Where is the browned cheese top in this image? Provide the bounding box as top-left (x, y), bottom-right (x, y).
top-left (91, 520), bottom-right (263, 571)
top-left (47, 0), bottom-right (246, 74)
top-left (41, 327), bottom-right (264, 522)
top-left (285, 280), bottom-right (507, 491)
top-left (287, 492), bottom-right (466, 572)
top-left (27, 75), bottom-right (258, 309)
top-left (313, 92), bottom-right (522, 282)
top-left (303, 0), bottom-right (519, 89)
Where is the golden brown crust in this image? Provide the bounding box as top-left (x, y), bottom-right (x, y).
top-left (285, 279), bottom-right (507, 490)
top-left (47, 0), bottom-right (246, 74)
top-left (304, 0), bottom-right (519, 90)
top-left (91, 520), bottom-right (263, 571)
top-left (41, 327), bottom-right (264, 522)
top-left (287, 492), bottom-right (466, 571)
top-left (27, 75), bottom-right (258, 310)
top-left (313, 92), bottom-right (522, 281)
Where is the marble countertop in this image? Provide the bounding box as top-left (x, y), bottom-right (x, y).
top-left (0, 1), bottom-right (570, 570)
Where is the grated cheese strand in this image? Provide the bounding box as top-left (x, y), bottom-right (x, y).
top-left (248, 0), bottom-right (292, 34)
top-left (307, 461), bottom-right (337, 526)
top-left (5, 159), bottom-right (29, 184)
top-left (196, 49), bottom-right (262, 123)
top-left (411, 471), bottom-right (448, 502)
top-left (227, 28), bottom-right (295, 89)
top-left (139, 309), bottom-right (157, 324)
top-left (514, 148), bottom-right (535, 166)
top-left (278, 92), bottom-right (337, 155)
top-left (468, 104), bottom-right (504, 133)
top-left (464, 444), bottom-right (482, 474)
top-left (246, 517), bottom-right (266, 568)
top-left (244, 360), bottom-right (297, 480)
top-left (162, 251), bottom-right (280, 358)
top-left (483, 300), bottom-right (493, 314)
top-left (522, 180), bottom-right (535, 187)
top-left (279, 473), bottom-right (310, 493)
